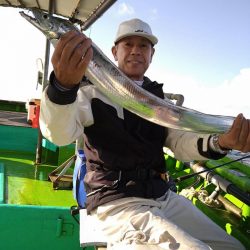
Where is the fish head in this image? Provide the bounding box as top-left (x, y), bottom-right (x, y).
top-left (20, 9), bottom-right (78, 41)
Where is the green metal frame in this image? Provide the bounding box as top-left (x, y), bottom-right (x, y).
top-left (166, 154), bottom-right (250, 248)
top-left (0, 204), bottom-right (84, 250)
top-left (0, 163), bottom-right (4, 204)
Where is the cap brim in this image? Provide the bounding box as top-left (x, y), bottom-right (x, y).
top-left (115, 32), bottom-right (158, 45)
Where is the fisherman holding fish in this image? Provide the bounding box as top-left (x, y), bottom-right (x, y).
top-left (38, 17), bottom-right (249, 249)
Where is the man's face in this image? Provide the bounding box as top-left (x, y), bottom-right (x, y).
top-left (112, 36), bottom-right (155, 81)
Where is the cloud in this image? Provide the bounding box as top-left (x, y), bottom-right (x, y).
top-left (117, 2), bottom-right (135, 16)
top-left (148, 8), bottom-right (158, 21)
top-left (219, 68), bottom-right (250, 116)
top-left (147, 67), bottom-right (250, 118)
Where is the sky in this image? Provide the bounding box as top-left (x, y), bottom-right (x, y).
top-left (0, 0), bottom-right (250, 118)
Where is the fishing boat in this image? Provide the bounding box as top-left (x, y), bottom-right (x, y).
top-left (0, 1), bottom-right (249, 250)
top-left (1, 101), bottom-right (249, 250)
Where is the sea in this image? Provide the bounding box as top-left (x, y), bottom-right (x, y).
top-left (227, 150), bottom-right (250, 166)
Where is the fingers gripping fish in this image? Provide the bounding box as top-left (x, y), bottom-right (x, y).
top-left (20, 9), bottom-right (235, 133)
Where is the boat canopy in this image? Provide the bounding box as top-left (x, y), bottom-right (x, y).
top-left (0, 0), bottom-right (116, 30)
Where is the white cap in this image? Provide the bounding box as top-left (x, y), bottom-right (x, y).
top-left (114, 18), bottom-right (158, 45)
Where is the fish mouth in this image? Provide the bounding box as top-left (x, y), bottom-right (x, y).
top-left (20, 11), bottom-right (38, 24)
top-left (20, 10), bottom-right (49, 34)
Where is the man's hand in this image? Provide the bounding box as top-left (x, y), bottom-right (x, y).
top-left (51, 30), bottom-right (93, 88)
top-left (219, 113), bottom-right (250, 153)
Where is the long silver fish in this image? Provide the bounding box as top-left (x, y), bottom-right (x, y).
top-left (20, 9), bottom-right (235, 133)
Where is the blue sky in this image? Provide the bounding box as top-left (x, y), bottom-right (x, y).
top-left (0, 0), bottom-right (250, 117)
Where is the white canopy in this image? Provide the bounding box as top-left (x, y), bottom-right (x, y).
top-left (0, 0), bottom-right (116, 29)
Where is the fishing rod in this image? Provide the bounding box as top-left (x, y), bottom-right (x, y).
top-left (174, 154), bottom-right (250, 183)
top-left (174, 154), bottom-right (250, 205)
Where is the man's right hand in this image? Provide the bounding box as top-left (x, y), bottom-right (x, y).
top-left (51, 30), bottom-right (93, 89)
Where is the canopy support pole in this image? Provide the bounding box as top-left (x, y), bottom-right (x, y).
top-left (36, 0), bottom-right (55, 164)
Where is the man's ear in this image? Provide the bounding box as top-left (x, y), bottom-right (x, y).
top-left (112, 45), bottom-right (118, 61)
top-left (150, 47), bottom-right (155, 63)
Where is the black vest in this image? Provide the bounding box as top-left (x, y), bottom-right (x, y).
top-left (84, 77), bottom-right (171, 213)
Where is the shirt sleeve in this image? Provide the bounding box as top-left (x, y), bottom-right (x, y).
top-left (164, 128), bottom-right (225, 162)
top-left (39, 72), bottom-right (94, 146)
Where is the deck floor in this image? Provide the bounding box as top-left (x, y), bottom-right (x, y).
top-left (0, 150), bottom-right (76, 207)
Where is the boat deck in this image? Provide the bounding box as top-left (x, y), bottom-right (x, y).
top-left (0, 111), bottom-right (76, 206)
top-left (0, 118), bottom-right (85, 250)
top-left (1, 149), bottom-right (76, 206)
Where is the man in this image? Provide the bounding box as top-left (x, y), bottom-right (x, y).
top-left (40, 18), bottom-right (249, 249)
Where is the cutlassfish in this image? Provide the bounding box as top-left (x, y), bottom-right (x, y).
top-left (20, 9), bottom-right (235, 133)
